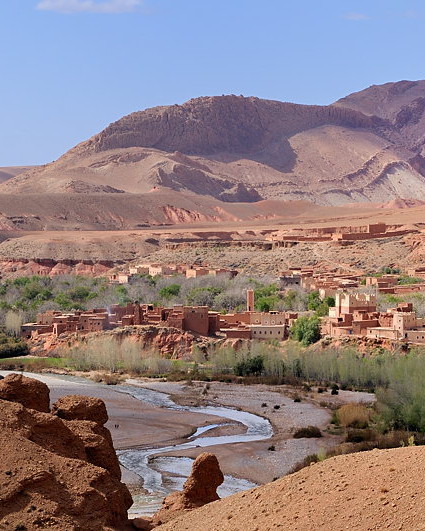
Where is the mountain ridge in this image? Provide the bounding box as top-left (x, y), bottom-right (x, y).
top-left (3, 80), bottom-right (425, 211)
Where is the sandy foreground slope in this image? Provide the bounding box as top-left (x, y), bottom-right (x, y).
top-left (157, 445), bottom-right (425, 531)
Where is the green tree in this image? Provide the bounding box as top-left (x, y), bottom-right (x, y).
top-left (257, 295), bottom-right (279, 312)
top-left (159, 284), bottom-right (181, 300)
top-left (307, 291), bottom-right (321, 311)
top-left (290, 316), bottom-right (321, 346)
top-left (235, 355), bottom-right (265, 376)
top-left (307, 292), bottom-right (334, 316)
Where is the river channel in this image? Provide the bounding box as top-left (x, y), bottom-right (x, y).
top-left (117, 383), bottom-right (273, 515)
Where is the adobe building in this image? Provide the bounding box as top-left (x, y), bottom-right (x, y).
top-left (323, 292), bottom-right (425, 343)
top-left (185, 266), bottom-right (238, 278)
top-left (148, 264), bottom-right (179, 277)
top-left (220, 290), bottom-right (297, 341)
top-left (129, 264), bottom-right (151, 275)
top-left (330, 291), bottom-right (377, 318)
top-left (278, 273), bottom-right (301, 289)
top-left (323, 292), bottom-right (379, 338)
top-left (22, 301), bottom-right (222, 339)
top-left (365, 275), bottom-right (399, 290)
top-left (267, 223), bottom-right (414, 246)
top-left (367, 302), bottom-right (425, 342)
top-left (22, 290), bottom-right (299, 342)
top-left (246, 289), bottom-right (255, 312)
top-left (167, 305), bottom-right (220, 336)
top-left (21, 309), bottom-right (112, 339)
top-left (406, 267), bottom-right (425, 279)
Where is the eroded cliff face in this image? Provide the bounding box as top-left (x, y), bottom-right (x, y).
top-left (28, 325), bottom-right (217, 359)
top-left (88, 95), bottom-right (385, 155)
top-left (0, 374), bottom-right (133, 530)
top-left (0, 258), bottom-right (116, 278)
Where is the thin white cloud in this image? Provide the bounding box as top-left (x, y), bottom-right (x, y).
top-left (403, 10), bottom-right (424, 19)
top-left (343, 12), bottom-right (369, 21)
top-left (36, 0), bottom-right (142, 14)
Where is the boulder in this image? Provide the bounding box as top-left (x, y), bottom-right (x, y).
top-left (181, 452), bottom-right (224, 506)
top-left (0, 373), bottom-right (50, 412)
top-left (52, 394), bottom-right (108, 424)
top-left (152, 453), bottom-right (224, 526)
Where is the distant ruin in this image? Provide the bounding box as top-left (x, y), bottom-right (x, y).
top-left (268, 223), bottom-right (416, 246)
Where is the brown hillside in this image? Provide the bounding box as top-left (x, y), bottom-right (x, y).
top-left (4, 86), bottom-right (425, 207)
top-left (0, 165), bottom-right (35, 182)
top-left (334, 79), bottom-right (425, 152)
top-left (0, 193), bottom-right (338, 231)
top-left (157, 446), bottom-right (425, 531)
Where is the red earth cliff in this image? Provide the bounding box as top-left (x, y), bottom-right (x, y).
top-left (0, 374), bottom-right (133, 530)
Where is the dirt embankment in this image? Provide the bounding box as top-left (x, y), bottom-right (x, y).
top-left (156, 445), bottom-right (425, 530)
top-left (29, 325), bottom-right (221, 358)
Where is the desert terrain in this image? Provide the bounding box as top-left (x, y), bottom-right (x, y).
top-left (2, 80), bottom-right (425, 274)
top-left (2, 371), bottom-right (424, 531)
top-left (157, 445), bottom-right (425, 530)
top-left (6, 81), bottom-right (425, 208)
top-left (0, 200), bottom-right (425, 276)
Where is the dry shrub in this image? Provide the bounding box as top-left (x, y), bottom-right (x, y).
top-left (289, 454), bottom-right (319, 473)
top-left (345, 428), bottom-right (375, 443)
top-left (337, 403), bottom-right (370, 428)
top-left (91, 372), bottom-right (123, 385)
top-left (290, 428), bottom-right (425, 475)
top-left (293, 426), bottom-right (322, 438)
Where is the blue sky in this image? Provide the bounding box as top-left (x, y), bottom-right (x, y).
top-left (1, 0), bottom-right (425, 165)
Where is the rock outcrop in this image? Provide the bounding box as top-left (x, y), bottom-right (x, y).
top-left (152, 453), bottom-right (224, 526)
top-left (52, 395), bottom-right (121, 479)
top-left (0, 375), bottom-right (132, 530)
top-left (0, 373), bottom-right (50, 412)
top-left (52, 395), bottom-right (109, 424)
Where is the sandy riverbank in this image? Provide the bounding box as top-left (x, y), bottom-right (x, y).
top-left (139, 380), bottom-right (374, 483)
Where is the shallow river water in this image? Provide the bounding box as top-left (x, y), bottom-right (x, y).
top-left (117, 383), bottom-right (273, 515)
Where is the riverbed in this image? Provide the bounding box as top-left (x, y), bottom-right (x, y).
top-left (116, 382), bottom-right (272, 514)
top-left (0, 371), bottom-right (374, 516)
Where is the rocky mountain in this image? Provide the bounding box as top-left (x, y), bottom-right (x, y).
top-left (3, 80), bottom-right (425, 215)
top-left (334, 79), bottom-right (425, 154)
